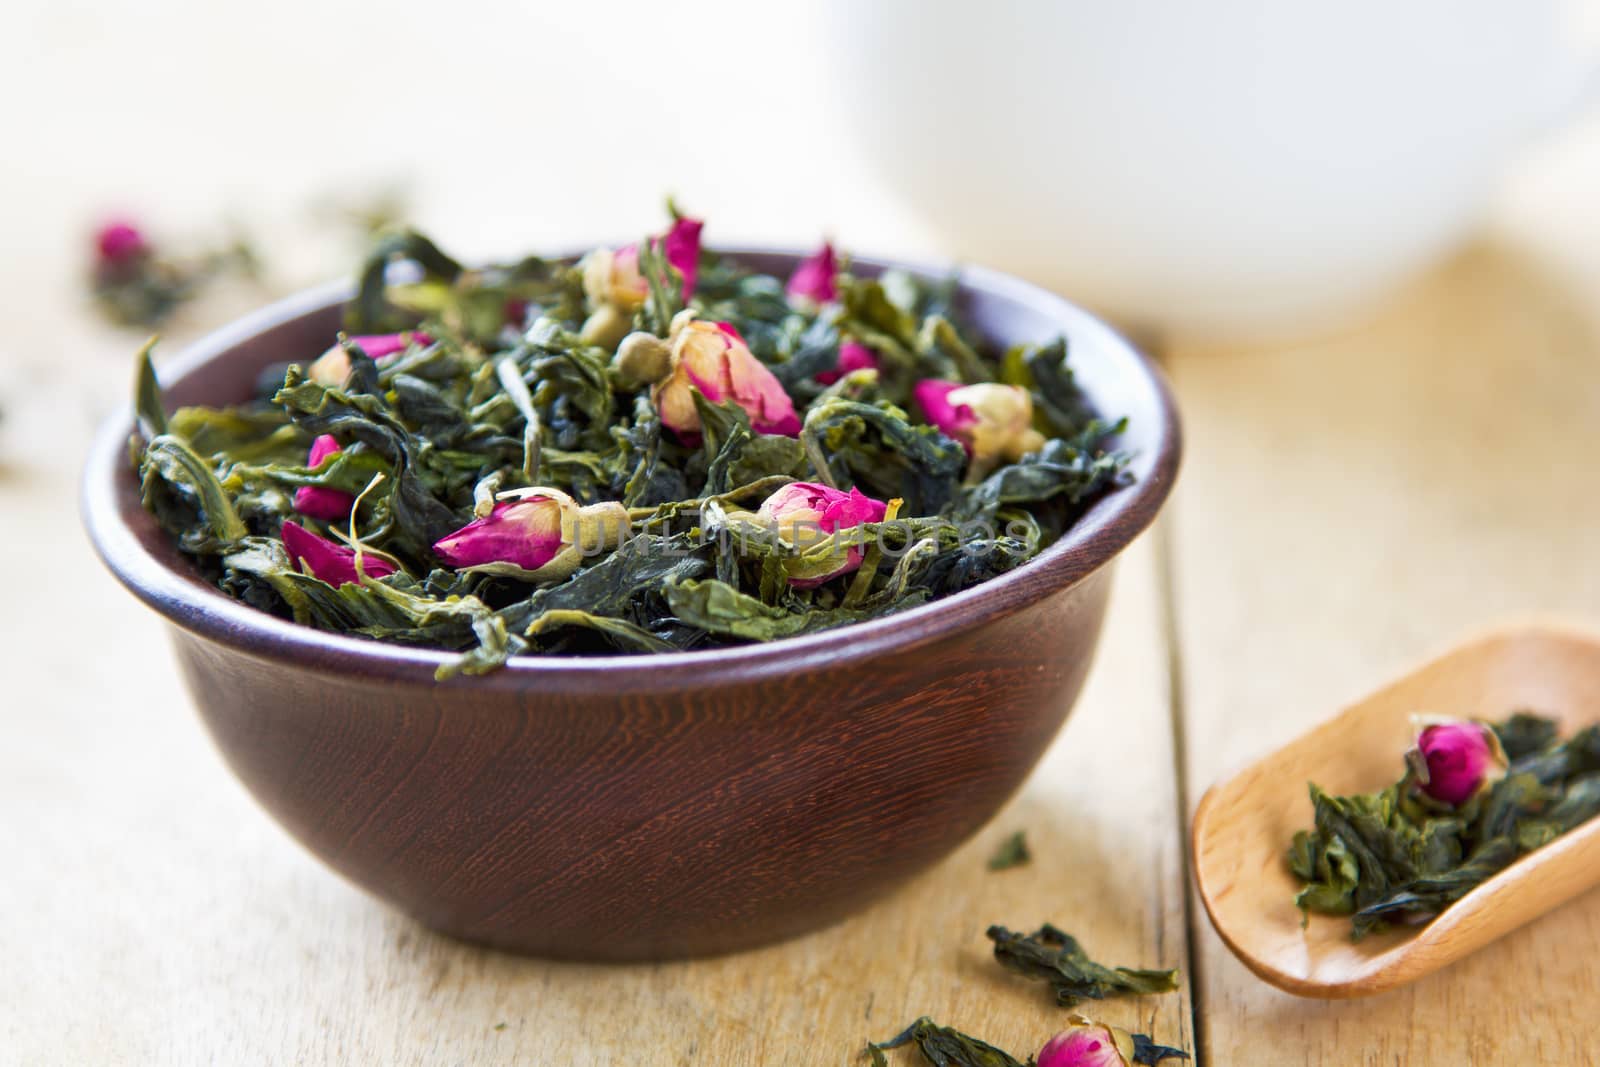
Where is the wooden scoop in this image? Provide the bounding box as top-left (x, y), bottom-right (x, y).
top-left (1191, 621), bottom-right (1600, 998)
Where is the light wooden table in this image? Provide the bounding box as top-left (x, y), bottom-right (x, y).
top-left (7, 6), bottom-right (1600, 1063)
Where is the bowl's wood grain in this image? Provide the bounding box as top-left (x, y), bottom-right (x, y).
top-left (83, 251), bottom-right (1181, 960)
top-left (1192, 622), bottom-right (1600, 997)
top-left (172, 570), bottom-right (1110, 958)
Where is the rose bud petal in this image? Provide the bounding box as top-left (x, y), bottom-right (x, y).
top-left (576, 214), bottom-right (700, 331)
top-left (292, 435), bottom-right (357, 520)
top-left (756, 481), bottom-right (887, 588)
top-left (581, 245), bottom-right (650, 314)
top-left (1410, 718), bottom-right (1507, 806)
top-left (652, 314), bottom-right (802, 442)
top-left (1038, 1017), bottom-right (1137, 1067)
top-left (95, 219), bottom-right (149, 265)
top-left (914, 379), bottom-right (1046, 470)
top-left (281, 520), bottom-right (397, 587)
top-left (350, 332), bottom-right (429, 361)
top-left (660, 214), bottom-right (704, 299)
top-left (308, 331), bottom-right (432, 387)
top-left (816, 339), bottom-right (878, 385)
top-left (786, 241), bottom-right (838, 305)
top-left (432, 486), bottom-right (630, 582)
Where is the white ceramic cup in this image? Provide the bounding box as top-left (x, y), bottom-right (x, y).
top-left (822, 0), bottom-right (1600, 339)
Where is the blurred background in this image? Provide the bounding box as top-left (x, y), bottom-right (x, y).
top-left (7, 0), bottom-right (1600, 370)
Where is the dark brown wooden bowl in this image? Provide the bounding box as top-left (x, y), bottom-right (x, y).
top-left (81, 250), bottom-right (1181, 961)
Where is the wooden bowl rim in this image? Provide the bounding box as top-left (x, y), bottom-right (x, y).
top-left (81, 247), bottom-right (1182, 694)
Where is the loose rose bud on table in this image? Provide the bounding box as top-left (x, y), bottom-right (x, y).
top-left (96, 219), bottom-right (150, 264)
top-left (1039, 1017), bottom-right (1190, 1067)
top-left (1039, 1018), bottom-right (1139, 1067)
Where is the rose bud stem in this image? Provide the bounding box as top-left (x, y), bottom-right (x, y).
top-left (612, 331), bottom-right (673, 387)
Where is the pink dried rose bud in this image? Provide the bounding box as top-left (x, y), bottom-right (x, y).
top-left (308, 331), bottom-right (432, 387)
top-left (95, 219), bottom-right (150, 265)
top-left (755, 481), bottom-right (888, 587)
top-left (816, 339), bottom-right (878, 385)
top-left (652, 313), bottom-right (802, 441)
top-left (579, 215), bottom-right (704, 348)
top-left (582, 244), bottom-right (650, 313)
top-left (432, 486), bottom-right (629, 582)
top-left (292, 435), bottom-right (357, 520)
top-left (660, 214), bottom-right (703, 298)
top-left (582, 214), bottom-right (705, 312)
top-left (1038, 1017), bottom-right (1138, 1067)
top-left (914, 379), bottom-right (1046, 470)
top-left (280, 520), bottom-right (397, 587)
top-left (785, 241), bottom-right (838, 305)
top-left (1409, 718), bottom-right (1507, 806)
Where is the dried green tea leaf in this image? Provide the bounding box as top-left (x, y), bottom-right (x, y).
top-left (864, 1017), bottom-right (1027, 1067)
top-left (348, 228), bottom-right (465, 335)
top-left (1020, 338), bottom-right (1100, 438)
top-left (955, 427), bottom-right (1129, 529)
top-left (986, 831), bottom-right (1032, 872)
top-left (917, 315), bottom-right (989, 385)
top-left (1494, 710), bottom-right (1561, 761)
top-left (802, 398), bottom-right (966, 515)
top-left (133, 340), bottom-right (168, 437)
top-left (664, 577), bottom-right (885, 642)
top-left (985, 924), bottom-right (1181, 1007)
top-left (1130, 1033), bottom-right (1191, 1065)
top-left (139, 434), bottom-right (249, 550)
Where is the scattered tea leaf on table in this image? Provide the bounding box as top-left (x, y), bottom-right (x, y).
top-left (865, 1017), bottom-right (1027, 1067)
top-left (985, 924), bottom-right (1180, 1007)
top-left (1129, 1033), bottom-right (1191, 1064)
top-left (986, 831), bottom-right (1032, 872)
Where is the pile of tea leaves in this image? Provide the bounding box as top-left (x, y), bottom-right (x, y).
top-left (866, 1016), bottom-right (1187, 1067)
top-left (1289, 711), bottom-right (1600, 939)
top-left (131, 211), bottom-right (1130, 677)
